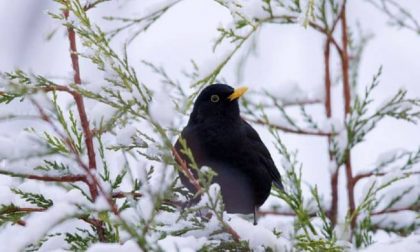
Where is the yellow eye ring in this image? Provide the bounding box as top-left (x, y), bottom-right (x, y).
top-left (210, 95), bottom-right (220, 103)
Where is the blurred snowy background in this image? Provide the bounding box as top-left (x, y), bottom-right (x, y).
top-left (1, 0), bottom-right (419, 212)
top-left (0, 0), bottom-right (419, 251)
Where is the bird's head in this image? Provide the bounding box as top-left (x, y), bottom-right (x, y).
top-left (189, 84), bottom-right (248, 125)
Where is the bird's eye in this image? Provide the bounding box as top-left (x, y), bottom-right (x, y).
top-left (210, 94), bottom-right (220, 103)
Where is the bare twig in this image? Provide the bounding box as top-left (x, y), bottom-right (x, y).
top-left (0, 170), bottom-right (86, 183)
top-left (246, 118), bottom-right (335, 137)
top-left (112, 191), bottom-right (143, 199)
top-left (339, 5), bottom-right (356, 231)
top-left (371, 205), bottom-right (420, 215)
top-left (172, 147), bottom-right (202, 193)
top-left (367, 0), bottom-right (420, 34)
top-left (322, 1), bottom-right (348, 226)
top-left (257, 210), bottom-right (317, 218)
top-left (80, 216), bottom-right (106, 242)
top-left (63, 3), bottom-right (98, 200)
top-left (352, 170), bottom-right (420, 184)
top-left (325, 36), bottom-right (337, 225)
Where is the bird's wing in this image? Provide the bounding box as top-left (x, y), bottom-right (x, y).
top-left (242, 120), bottom-right (284, 191)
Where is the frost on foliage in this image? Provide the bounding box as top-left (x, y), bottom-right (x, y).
top-left (89, 102), bottom-right (118, 125)
top-left (220, 0), bottom-right (293, 24)
top-left (115, 125), bottom-right (145, 146)
top-left (196, 183), bottom-right (222, 209)
top-left (0, 131), bottom-right (46, 160)
top-left (372, 211), bottom-right (419, 230)
top-left (297, 0), bottom-right (315, 27)
top-left (0, 203), bottom-right (78, 252)
top-left (196, 49), bottom-right (234, 81)
top-left (358, 176), bottom-right (377, 203)
top-left (228, 215), bottom-right (291, 251)
top-left (376, 176), bottom-right (420, 210)
top-left (360, 231), bottom-right (420, 252)
top-left (0, 0), bottom-right (419, 251)
top-left (320, 117), bottom-right (344, 133)
top-left (157, 235), bottom-right (207, 252)
top-left (273, 82), bottom-right (319, 106)
top-left (86, 240), bottom-right (141, 252)
top-left (141, 0), bottom-right (180, 16)
top-left (149, 90), bottom-right (176, 127)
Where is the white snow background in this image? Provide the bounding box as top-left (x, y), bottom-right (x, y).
top-left (0, 0), bottom-right (419, 251)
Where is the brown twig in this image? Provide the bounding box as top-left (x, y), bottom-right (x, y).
top-left (338, 5), bottom-right (357, 232)
top-left (0, 170), bottom-right (86, 183)
top-left (322, 1), bottom-right (347, 226)
top-left (257, 210), bottom-right (317, 218)
top-left (352, 170), bottom-right (420, 184)
top-left (371, 205), bottom-right (420, 216)
top-left (0, 207), bottom-right (43, 227)
top-left (324, 30), bottom-right (338, 225)
top-left (63, 3), bottom-right (98, 200)
top-left (0, 206), bottom-right (107, 241)
top-left (60, 2), bottom-right (117, 240)
top-left (171, 148), bottom-right (240, 241)
top-left (30, 98), bottom-right (101, 201)
top-left (81, 216), bottom-right (106, 242)
top-left (112, 191), bottom-right (143, 199)
top-left (172, 147), bottom-right (203, 193)
top-left (41, 83), bottom-right (76, 95)
top-left (112, 191), bottom-right (184, 208)
top-left (224, 224), bottom-right (241, 242)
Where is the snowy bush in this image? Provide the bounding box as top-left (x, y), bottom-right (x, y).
top-left (0, 0), bottom-right (419, 251)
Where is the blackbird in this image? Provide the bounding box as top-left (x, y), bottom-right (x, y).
top-left (174, 84), bottom-right (283, 224)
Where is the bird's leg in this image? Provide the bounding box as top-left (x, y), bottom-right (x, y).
top-left (253, 206), bottom-right (258, 225)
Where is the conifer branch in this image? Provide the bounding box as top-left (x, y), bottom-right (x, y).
top-left (0, 170), bottom-right (86, 183)
top-left (172, 147), bottom-right (202, 193)
top-left (63, 1), bottom-right (98, 200)
top-left (371, 205), bottom-right (420, 215)
top-left (246, 118), bottom-right (335, 136)
top-left (339, 4), bottom-right (357, 232)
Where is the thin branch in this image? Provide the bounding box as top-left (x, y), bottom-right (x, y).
top-left (224, 224), bottom-right (241, 242)
top-left (172, 147), bottom-right (202, 193)
top-left (112, 191), bottom-right (143, 199)
top-left (371, 205), bottom-right (420, 216)
top-left (353, 170), bottom-right (420, 184)
top-left (0, 170), bottom-right (86, 183)
top-left (367, 0), bottom-right (420, 34)
top-left (0, 207), bottom-right (46, 214)
top-left (0, 206), bottom-right (107, 242)
top-left (325, 34), bottom-right (337, 225)
top-left (280, 99), bottom-right (322, 107)
top-left (322, 2), bottom-right (348, 226)
top-left (257, 210), bottom-right (317, 217)
top-left (325, 38), bottom-right (338, 222)
top-left (64, 3), bottom-right (98, 200)
top-left (340, 5), bottom-right (356, 231)
top-left (80, 216), bottom-right (106, 242)
top-left (246, 118), bottom-right (335, 137)
top-left (83, 0), bottom-right (110, 11)
top-left (324, 34), bottom-right (337, 225)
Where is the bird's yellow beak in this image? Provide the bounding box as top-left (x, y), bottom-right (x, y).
top-left (228, 86), bottom-right (248, 101)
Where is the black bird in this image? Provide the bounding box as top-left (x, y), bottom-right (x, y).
top-left (174, 84), bottom-right (283, 224)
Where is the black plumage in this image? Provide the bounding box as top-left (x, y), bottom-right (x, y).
top-left (174, 84), bottom-right (283, 224)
